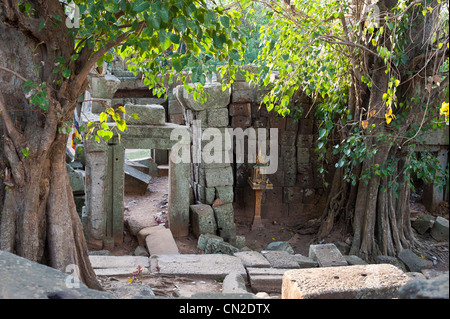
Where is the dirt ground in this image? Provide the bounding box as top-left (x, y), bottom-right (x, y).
top-left (101, 175), bottom-right (448, 297)
top-left (111, 175), bottom-right (449, 267)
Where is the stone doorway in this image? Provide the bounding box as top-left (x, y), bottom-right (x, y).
top-left (123, 148), bottom-right (170, 241)
top-left (83, 123), bottom-right (191, 251)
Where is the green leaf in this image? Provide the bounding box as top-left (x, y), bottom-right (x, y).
top-left (134, 1), bottom-right (150, 13)
top-left (170, 33), bottom-right (180, 44)
top-left (172, 57), bottom-right (183, 72)
top-left (159, 30), bottom-right (171, 51)
top-left (117, 119), bottom-right (127, 131)
top-left (173, 16), bottom-right (187, 33)
top-left (62, 68), bottom-right (71, 78)
top-left (99, 112), bottom-right (108, 123)
top-left (150, 16), bottom-right (161, 29)
top-left (159, 6), bottom-right (169, 23)
top-left (39, 21), bottom-right (46, 31)
top-left (220, 15), bottom-right (230, 28)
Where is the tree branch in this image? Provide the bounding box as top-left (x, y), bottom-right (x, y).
top-left (71, 21), bottom-right (146, 98)
top-left (0, 69), bottom-right (26, 147)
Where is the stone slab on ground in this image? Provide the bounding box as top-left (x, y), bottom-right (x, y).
top-left (344, 255), bottom-right (368, 265)
top-left (399, 273), bottom-right (449, 299)
top-left (265, 241), bottom-right (294, 254)
top-left (125, 211), bottom-right (158, 236)
top-left (89, 255), bottom-right (150, 269)
top-left (222, 272), bottom-right (248, 294)
top-left (398, 249), bottom-right (433, 273)
top-left (308, 243), bottom-right (348, 267)
top-left (292, 254), bottom-right (319, 268)
top-left (282, 264), bottom-right (413, 299)
top-left (94, 267), bottom-right (150, 276)
top-left (144, 225), bottom-right (180, 255)
top-left (150, 254), bottom-right (247, 279)
top-left (247, 267), bottom-right (291, 293)
top-left (234, 251), bottom-right (271, 268)
top-left (0, 250), bottom-right (114, 299)
top-left (261, 251), bottom-right (300, 269)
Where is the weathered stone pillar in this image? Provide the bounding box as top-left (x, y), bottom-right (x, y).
top-left (106, 143), bottom-right (125, 245)
top-left (168, 149), bottom-right (190, 237)
top-left (423, 148), bottom-right (449, 212)
top-left (83, 140), bottom-right (108, 249)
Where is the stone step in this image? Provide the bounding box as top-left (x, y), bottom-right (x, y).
top-left (89, 255), bottom-right (150, 276)
top-left (308, 243), bottom-right (348, 267)
top-left (282, 264), bottom-right (413, 299)
top-left (246, 267), bottom-right (291, 293)
top-left (144, 225), bottom-right (180, 255)
top-left (149, 254), bottom-right (247, 279)
top-left (233, 251), bottom-right (271, 268)
top-left (157, 165), bottom-right (169, 176)
top-left (261, 251), bottom-right (299, 269)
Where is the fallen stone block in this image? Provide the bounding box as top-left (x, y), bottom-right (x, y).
top-left (197, 233), bottom-right (224, 250)
top-left (247, 268), bottom-right (291, 293)
top-left (89, 255), bottom-right (149, 269)
top-left (261, 251), bottom-right (299, 269)
top-left (398, 249), bottom-right (433, 273)
top-left (150, 254), bottom-right (247, 279)
top-left (376, 255), bottom-right (407, 272)
top-left (127, 214), bottom-right (158, 237)
top-left (223, 272), bottom-right (248, 294)
top-left (399, 273), bottom-right (449, 299)
top-left (144, 225), bottom-right (180, 255)
top-left (190, 204), bottom-right (217, 238)
top-left (205, 237), bottom-right (239, 255)
top-left (412, 214), bottom-right (435, 235)
top-left (0, 251), bottom-right (113, 299)
top-left (125, 159), bottom-right (149, 174)
top-left (93, 267), bottom-right (150, 277)
top-left (344, 255), bottom-right (368, 265)
top-left (265, 241), bottom-right (294, 254)
top-left (430, 216), bottom-right (449, 241)
top-left (282, 264), bottom-right (413, 299)
top-left (292, 254), bottom-right (319, 268)
top-left (234, 251), bottom-right (271, 268)
top-left (124, 163), bottom-right (151, 195)
top-left (308, 243), bottom-right (348, 267)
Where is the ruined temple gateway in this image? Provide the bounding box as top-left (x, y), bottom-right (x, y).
top-left (73, 61), bottom-right (449, 249)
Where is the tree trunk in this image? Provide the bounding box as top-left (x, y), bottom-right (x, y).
top-left (315, 0), bottom-right (447, 262)
top-left (0, 3), bottom-right (101, 290)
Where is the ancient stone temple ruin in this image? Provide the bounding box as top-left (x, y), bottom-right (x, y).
top-left (67, 59), bottom-right (449, 251)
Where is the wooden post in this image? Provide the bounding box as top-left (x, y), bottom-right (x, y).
top-left (252, 189), bottom-right (264, 230)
